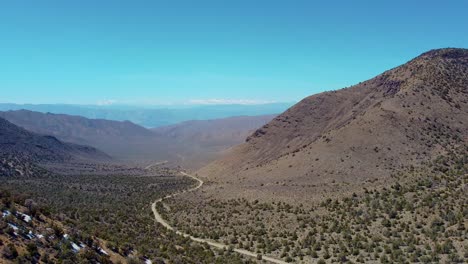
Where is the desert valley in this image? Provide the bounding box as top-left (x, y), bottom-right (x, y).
top-left (1, 48), bottom-right (467, 263)
top-left (1, 2), bottom-right (467, 263)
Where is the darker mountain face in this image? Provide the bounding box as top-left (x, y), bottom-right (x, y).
top-left (0, 117), bottom-right (110, 171)
top-left (0, 109), bottom-right (154, 141)
top-left (199, 48), bottom-right (468, 201)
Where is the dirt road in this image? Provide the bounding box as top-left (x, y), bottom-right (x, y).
top-left (145, 160), bottom-right (168, 170)
top-left (151, 172), bottom-right (287, 264)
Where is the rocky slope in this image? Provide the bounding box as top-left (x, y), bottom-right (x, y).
top-left (198, 48), bottom-right (468, 201)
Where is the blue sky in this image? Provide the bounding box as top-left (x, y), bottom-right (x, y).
top-left (1, 0), bottom-right (467, 105)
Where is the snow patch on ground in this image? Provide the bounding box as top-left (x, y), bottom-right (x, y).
top-left (99, 248), bottom-right (109, 255)
top-left (2, 210), bottom-right (11, 217)
top-left (27, 230), bottom-right (35, 239)
top-left (18, 212), bottom-right (32, 222)
top-left (71, 242), bottom-right (81, 252)
top-left (8, 223), bottom-right (19, 231)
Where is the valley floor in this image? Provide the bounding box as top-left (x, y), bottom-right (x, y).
top-left (0, 165), bottom-right (252, 263)
top-left (152, 172), bottom-right (288, 264)
top-left (160, 150), bottom-right (468, 263)
top-left (1, 150), bottom-right (467, 263)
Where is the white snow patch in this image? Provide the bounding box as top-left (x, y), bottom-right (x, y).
top-left (2, 210), bottom-right (11, 217)
top-left (71, 242), bottom-right (81, 252)
top-left (63, 233), bottom-right (69, 239)
top-left (18, 212), bottom-right (32, 222)
top-left (145, 259), bottom-right (153, 264)
top-left (8, 223), bottom-right (19, 231)
top-left (27, 230), bottom-right (35, 239)
top-left (99, 248), bottom-right (109, 255)
top-left (37, 234), bottom-right (44, 239)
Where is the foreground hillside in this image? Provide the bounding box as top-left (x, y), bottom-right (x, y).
top-left (0, 189), bottom-right (127, 263)
top-left (0, 111), bottom-right (275, 169)
top-left (199, 48), bottom-right (468, 201)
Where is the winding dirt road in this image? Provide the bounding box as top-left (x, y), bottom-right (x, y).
top-left (151, 172), bottom-right (287, 264)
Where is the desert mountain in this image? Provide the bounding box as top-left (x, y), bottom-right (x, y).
top-left (198, 48), bottom-right (468, 201)
top-left (0, 109), bottom-right (153, 146)
top-left (0, 110), bottom-right (275, 169)
top-left (0, 117), bottom-right (110, 176)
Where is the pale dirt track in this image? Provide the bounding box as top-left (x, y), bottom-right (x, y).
top-left (151, 172), bottom-right (287, 264)
top-left (145, 160), bottom-right (168, 170)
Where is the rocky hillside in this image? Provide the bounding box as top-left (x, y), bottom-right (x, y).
top-left (0, 117), bottom-right (110, 175)
top-left (199, 48), bottom-right (468, 201)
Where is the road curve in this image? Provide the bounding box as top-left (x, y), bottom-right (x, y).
top-left (145, 160), bottom-right (168, 170)
top-left (151, 172), bottom-right (287, 264)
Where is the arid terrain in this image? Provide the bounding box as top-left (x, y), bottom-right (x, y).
top-left (1, 48), bottom-right (467, 264)
top-left (157, 48), bottom-right (468, 263)
top-left (2, 1), bottom-right (467, 263)
top-left (164, 149), bottom-right (467, 263)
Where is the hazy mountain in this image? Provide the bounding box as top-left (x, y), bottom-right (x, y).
top-left (153, 115), bottom-right (276, 146)
top-left (0, 103), bottom-right (291, 128)
top-left (0, 110), bottom-right (275, 168)
top-left (0, 109), bottom-right (153, 143)
top-left (0, 117), bottom-right (111, 176)
top-left (199, 48), bottom-right (468, 201)
top-left (152, 115), bottom-right (276, 168)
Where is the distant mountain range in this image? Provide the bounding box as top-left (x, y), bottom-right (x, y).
top-left (0, 103), bottom-right (291, 128)
top-left (199, 48), bottom-right (468, 201)
top-left (0, 110), bottom-right (275, 169)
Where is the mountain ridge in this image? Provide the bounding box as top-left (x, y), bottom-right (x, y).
top-left (198, 48), bottom-right (468, 202)
top-left (0, 103), bottom-right (291, 128)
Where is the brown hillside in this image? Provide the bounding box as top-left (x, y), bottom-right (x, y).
top-left (198, 48), bottom-right (468, 202)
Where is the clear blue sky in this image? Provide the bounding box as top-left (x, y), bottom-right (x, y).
top-left (1, 0), bottom-right (467, 105)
